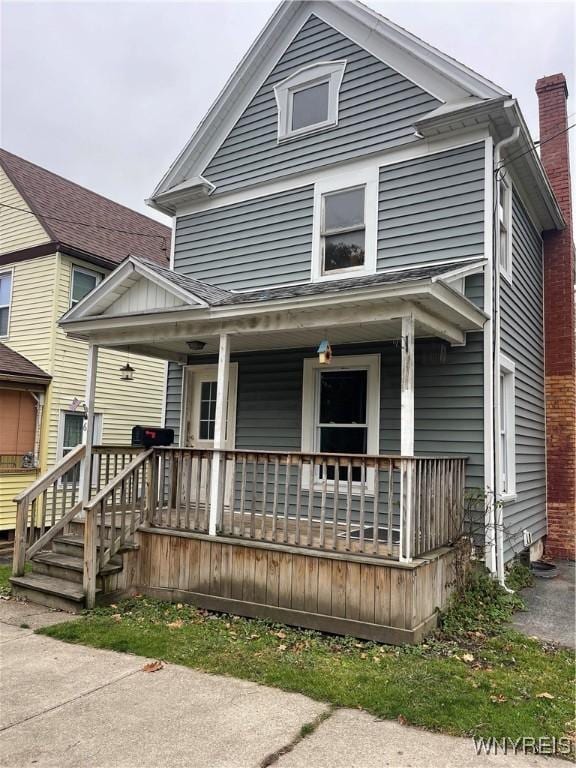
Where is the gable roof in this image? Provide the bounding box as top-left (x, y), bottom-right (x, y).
top-left (0, 149), bottom-right (170, 267)
top-left (150, 0), bottom-right (508, 203)
top-left (0, 343), bottom-right (51, 383)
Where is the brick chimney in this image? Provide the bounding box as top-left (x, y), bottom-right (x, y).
top-left (535, 73), bottom-right (576, 560)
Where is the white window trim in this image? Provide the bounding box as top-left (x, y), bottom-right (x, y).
top-left (0, 269), bottom-right (14, 340)
top-left (301, 354), bottom-right (380, 493)
top-left (499, 175), bottom-right (513, 284)
top-left (274, 60), bottom-right (346, 142)
top-left (70, 265), bottom-right (104, 308)
top-left (499, 354), bottom-right (516, 502)
top-left (311, 166), bottom-right (379, 283)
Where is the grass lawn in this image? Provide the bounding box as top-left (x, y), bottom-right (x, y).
top-left (12, 561), bottom-right (569, 750)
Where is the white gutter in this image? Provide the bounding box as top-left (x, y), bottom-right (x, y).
top-left (493, 121), bottom-right (520, 590)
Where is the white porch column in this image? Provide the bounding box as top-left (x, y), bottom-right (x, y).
top-left (400, 316), bottom-right (415, 561)
top-left (81, 344), bottom-right (99, 506)
top-left (209, 333), bottom-right (230, 536)
top-left (82, 343), bottom-right (99, 607)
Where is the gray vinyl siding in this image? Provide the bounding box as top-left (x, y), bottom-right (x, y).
top-left (203, 14), bottom-right (440, 195)
top-left (165, 362), bottom-right (183, 444)
top-left (500, 193), bottom-right (546, 562)
top-left (465, 273), bottom-right (484, 309)
top-left (378, 143), bottom-right (485, 270)
top-left (174, 186), bottom-right (314, 290)
top-left (165, 337), bottom-right (484, 492)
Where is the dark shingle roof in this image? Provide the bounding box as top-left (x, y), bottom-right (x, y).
top-left (0, 343), bottom-right (51, 380)
top-left (215, 262), bottom-right (473, 305)
top-left (138, 257), bottom-right (232, 305)
top-left (0, 149), bottom-right (170, 266)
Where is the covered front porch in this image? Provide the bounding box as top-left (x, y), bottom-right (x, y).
top-left (12, 257), bottom-right (486, 642)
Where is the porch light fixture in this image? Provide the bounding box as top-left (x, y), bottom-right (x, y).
top-left (317, 340), bottom-right (332, 365)
top-left (120, 362), bottom-right (135, 381)
top-left (186, 340), bottom-right (206, 351)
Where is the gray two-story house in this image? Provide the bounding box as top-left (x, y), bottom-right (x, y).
top-left (12, 0), bottom-right (574, 644)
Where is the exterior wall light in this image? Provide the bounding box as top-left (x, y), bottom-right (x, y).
top-left (120, 363), bottom-right (135, 381)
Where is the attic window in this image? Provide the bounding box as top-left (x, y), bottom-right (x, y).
top-left (274, 61), bottom-right (346, 141)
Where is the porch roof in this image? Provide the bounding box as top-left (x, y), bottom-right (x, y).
top-left (59, 256), bottom-right (488, 361)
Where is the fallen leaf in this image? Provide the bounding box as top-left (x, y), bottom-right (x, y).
top-left (176, 603), bottom-right (183, 610)
top-left (360, 653), bottom-right (367, 659)
top-left (275, 630), bottom-right (287, 639)
top-left (490, 694), bottom-right (508, 704)
top-left (167, 620), bottom-right (183, 629)
top-left (354, 642), bottom-right (364, 648)
top-left (397, 715), bottom-right (407, 726)
top-left (278, 644), bottom-right (287, 652)
top-left (110, 604), bottom-right (118, 609)
top-left (111, 614), bottom-right (122, 622)
top-left (372, 656), bottom-right (381, 663)
top-left (142, 661), bottom-right (164, 673)
top-left (249, 634), bottom-right (260, 640)
top-left (536, 692), bottom-right (555, 700)
top-left (462, 653), bottom-right (474, 663)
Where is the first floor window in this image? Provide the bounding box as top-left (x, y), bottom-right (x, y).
top-left (499, 356), bottom-right (516, 498)
top-left (70, 266), bottom-right (102, 307)
top-left (321, 186), bottom-right (366, 273)
top-left (302, 355), bottom-right (380, 488)
top-left (0, 271), bottom-right (12, 337)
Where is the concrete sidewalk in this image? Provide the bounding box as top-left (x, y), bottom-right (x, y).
top-left (0, 600), bottom-right (567, 768)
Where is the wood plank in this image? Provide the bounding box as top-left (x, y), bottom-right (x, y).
top-left (277, 551), bottom-right (293, 608)
top-left (331, 559), bottom-right (347, 618)
top-left (374, 564), bottom-right (391, 627)
top-left (220, 543), bottom-right (233, 598)
top-left (177, 538), bottom-right (191, 592)
top-left (304, 555), bottom-right (319, 614)
top-left (359, 564), bottom-right (376, 624)
top-left (253, 548), bottom-right (268, 604)
top-left (242, 547), bottom-right (256, 602)
top-left (390, 569), bottom-right (407, 629)
top-left (345, 561), bottom-right (361, 621)
top-left (316, 558), bottom-right (332, 616)
top-left (266, 549), bottom-right (280, 606)
top-left (158, 535), bottom-right (172, 588)
top-left (209, 543), bottom-right (222, 595)
top-left (197, 540), bottom-right (212, 594)
top-left (168, 535), bottom-right (181, 590)
top-left (291, 554), bottom-right (307, 611)
top-left (230, 545), bottom-right (245, 600)
top-left (186, 538), bottom-right (201, 592)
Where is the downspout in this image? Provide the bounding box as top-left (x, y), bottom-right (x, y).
top-left (492, 119), bottom-right (520, 589)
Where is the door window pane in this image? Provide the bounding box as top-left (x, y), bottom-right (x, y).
top-left (291, 81), bottom-right (329, 131)
top-left (199, 381), bottom-right (217, 441)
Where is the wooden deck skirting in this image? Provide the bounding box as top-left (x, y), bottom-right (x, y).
top-left (111, 528), bottom-right (456, 645)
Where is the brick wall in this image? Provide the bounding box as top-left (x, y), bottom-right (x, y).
top-left (536, 73), bottom-right (576, 560)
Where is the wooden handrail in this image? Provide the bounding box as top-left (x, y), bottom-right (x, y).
top-left (13, 444), bottom-right (85, 503)
top-left (85, 449), bottom-right (153, 510)
top-left (152, 447), bottom-right (467, 462)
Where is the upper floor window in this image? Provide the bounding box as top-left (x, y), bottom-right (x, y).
top-left (0, 271), bottom-right (12, 338)
top-left (274, 61), bottom-right (346, 142)
top-left (70, 265), bottom-right (102, 308)
top-left (498, 176), bottom-right (512, 282)
top-left (312, 168), bottom-right (378, 282)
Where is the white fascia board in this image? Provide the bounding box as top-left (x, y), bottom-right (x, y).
top-left (60, 258), bottom-right (136, 323)
top-left (151, 0), bottom-right (508, 201)
top-left (431, 259), bottom-right (487, 283)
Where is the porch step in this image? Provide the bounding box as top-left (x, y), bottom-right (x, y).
top-left (52, 534), bottom-right (137, 560)
top-left (32, 551), bottom-right (122, 584)
top-left (9, 573), bottom-right (94, 613)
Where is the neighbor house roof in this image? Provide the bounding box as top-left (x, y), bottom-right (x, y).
top-left (0, 343), bottom-right (51, 383)
top-left (0, 149), bottom-right (170, 267)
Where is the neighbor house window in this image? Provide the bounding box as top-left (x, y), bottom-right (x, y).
top-left (301, 355), bottom-right (380, 489)
top-left (59, 410), bottom-right (102, 484)
top-left (498, 176), bottom-right (512, 282)
top-left (0, 271), bottom-right (13, 337)
top-left (499, 356), bottom-right (516, 499)
top-left (312, 169), bottom-right (378, 281)
top-left (70, 266), bottom-right (102, 307)
top-left (274, 61), bottom-right (346, 141)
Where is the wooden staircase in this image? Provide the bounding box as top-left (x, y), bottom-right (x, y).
top-left (10, 446), bottom-right (151, 612)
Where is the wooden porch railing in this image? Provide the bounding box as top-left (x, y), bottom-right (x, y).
top-left (145, 448), bottom-right (467, 561)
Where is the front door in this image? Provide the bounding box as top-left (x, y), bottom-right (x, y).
top-left (182, 364), bottom-right (238, 508)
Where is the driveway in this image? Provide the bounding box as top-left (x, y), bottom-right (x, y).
top-left (0, 600), bottom-right (568, 768)
top-left (512, 561), bottom-right (575, 648)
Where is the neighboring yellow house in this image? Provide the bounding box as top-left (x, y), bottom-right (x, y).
top-left (0, 149), bottom-right (170, 534)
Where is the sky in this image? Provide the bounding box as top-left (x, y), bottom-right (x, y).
top-left (1, 0), bottom-right (574, 225)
